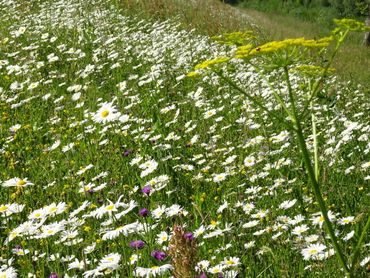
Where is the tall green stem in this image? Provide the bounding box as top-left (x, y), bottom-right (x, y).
top-left (311, 104), bottom-right (319, 182)
top-left (283, 67), bottom-right (351, 276)
top-left (215, 70), bottom-right (296, 132)
top-left (350, 215), bottom-right (370, 273)
top-left (301, 29), bottom-right (349, 117)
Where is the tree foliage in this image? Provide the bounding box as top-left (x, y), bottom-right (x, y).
top-left (233, 0), bottom-right (370, 17)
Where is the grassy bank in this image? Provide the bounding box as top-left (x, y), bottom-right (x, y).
top-left (0, 0), bottom-right (369, 277)
top-left (239, 8), bottom-right (370, 85)
top-left (118, 0), bottom-right (254, 35)
top-left (119, 0), bottom-right (370, 85)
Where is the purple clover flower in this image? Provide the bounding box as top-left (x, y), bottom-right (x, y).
top-left (141, 185), bottom-right (152, 195)
top-left (150, 250), bottom-right (167, 261)
top-left (139, 208), bottom-right (150, 217)
top-left (129, 240), bottom-right (145, 249)
top-left (48, 274), bottom-right (59, 278)
top-left (183, 232), bottom-right (194, 240)
top-left (123, 149), bottom-right (133, 157)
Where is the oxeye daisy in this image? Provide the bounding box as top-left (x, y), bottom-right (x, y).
top-left (204, 109), bottom-right (217, 119)
top-left (2, 177), bottom-right (33, 188)
top-left (208, 264), bottom-right (225, 274)
top-left (279, 199), bottom-right (297, 210)
top-left (213, 173), bottom-right (228, 183)
top-left (134, 264), bottom-right (173, 277)
top-left (244, 155), bottom-right (255, 167)
top-left (292, 224), bottom-right (309, 236)
top-left (93, 102), bottom-right (120, 123)
top-left (301, 243), bottom-right (326, 260)
top-left (338, 216), bottom-right (355, 225)
top-left (99, 253), bottom-right (121, 269)
top-left (222, 257), bottom-right (240, 267)
top-left (156, 231), bottom-right (169, 244)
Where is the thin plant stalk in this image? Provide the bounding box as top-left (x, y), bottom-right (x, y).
top-left (283, 67), bottom-right (351, 276)
top-left (301, 29), bottom-right (349, 117)
top-left (311, 104), bottom-right (319, 182)
top-left (350, 215), bottom-right (370, 273)
top-left (210, 25), bottom-right (368, 276)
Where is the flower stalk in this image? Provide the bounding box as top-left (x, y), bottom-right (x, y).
top-left (283, 66), bottom-right (351, 276)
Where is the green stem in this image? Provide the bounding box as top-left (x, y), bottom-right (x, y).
top-left (301, 29), bottom-right (349, 118)
top-left (311, 105), bottom-right (319, 182)
top-left (215, 70), bottom-right (296, 132)
top-left (283, 67), bottom-right (351, 276)
top-left (350, 215), bottom-right (370, 273)
top-left (265, 79), bottom-right (295, 121)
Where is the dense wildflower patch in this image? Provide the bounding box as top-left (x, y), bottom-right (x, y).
top-left (0, 0), bottom-right (369, 277)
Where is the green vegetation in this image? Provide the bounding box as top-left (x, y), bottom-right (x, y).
top-left (0, 0), bottom-right (369, 277)
top-left (238, 0), bottom-right (369, 24)
top-left (120, 0), bottom-right (370, 85)
top-left (237, 7), bottom-right (370, 85)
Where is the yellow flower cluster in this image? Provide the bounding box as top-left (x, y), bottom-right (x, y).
top-left (194, 56), bottom-right (230, 70)
top-left (236, 37), bottom-right (333, 59)
top-left (333, 18), bottom-right (369, 31)
top-left (212, 31), bottom-right (256, 46)
top-left (188, 22), bottom-right (353, 75)
top-left (234, 44), bottom-right (253, 59)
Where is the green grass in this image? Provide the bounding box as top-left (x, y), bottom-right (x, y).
top-left (0, 0), bottom-right (369, 277)
top-left (118, 0), bottom-right (370, 85)
top-left (235, 6), bottom-right (370, 85)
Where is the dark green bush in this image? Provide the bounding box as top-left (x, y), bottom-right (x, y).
top-left (238, 0), bottom-right (368, 17)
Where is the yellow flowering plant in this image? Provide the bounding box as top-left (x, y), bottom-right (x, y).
top-left (190, 18), bottom-right (370, 278)
top-left (211, 31), bottom-right (257, 46)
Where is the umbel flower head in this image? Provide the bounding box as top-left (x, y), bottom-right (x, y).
top-left (211, 30), bottom-right (256, 46)
top-left (333, 18), bottom-right (370, 31)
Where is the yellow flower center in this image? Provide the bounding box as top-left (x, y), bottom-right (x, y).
top-left (105, 204), bottom-right (115, 211)
top-left (17, 179), bottom-right (26, 186)
top-left (151, 266), bottom-right (159, 270)
top-left (49, 207), bottom-right (57, 213)
top-left (0, 205), bottom-right (8, 212)
top-left (101, 110), bottom-right (109, 118)
top-left (309, 249), bottom-right (318, 255)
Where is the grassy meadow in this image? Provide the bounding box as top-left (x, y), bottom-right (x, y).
top-left (0, 0), bottom-right (369, 277)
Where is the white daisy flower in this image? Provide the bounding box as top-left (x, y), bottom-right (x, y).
top-left (93, 102), bottom-right (120, 123)
top-left (213, 173), bottom-right (228, 183)
top-left (134, 264), bottom-right (173, 277)
top-left (338, 216), bottom-right (354, 225)
top-left (292, 224), bottom-right (309, 236)
top-left (244, 155), bottom-right (255, 167)
top-left (2, 177), bottom-right (33, 188)
top-left (156, 231), bottom-right (169, 244)
top-left (279, 199), bottom-right (297, 210)
top-left (301, 243), bottom-right (326, 260)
